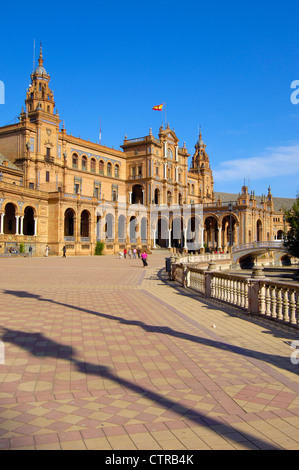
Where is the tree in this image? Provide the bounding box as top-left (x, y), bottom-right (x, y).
top-left (284, 195), bottom-right (299, 258)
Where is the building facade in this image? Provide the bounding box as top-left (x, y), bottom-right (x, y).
top-left (0, 48), bottom-right (290, 256)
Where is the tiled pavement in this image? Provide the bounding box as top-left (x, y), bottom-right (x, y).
top-left (1, 252), bottom-right (299, 450)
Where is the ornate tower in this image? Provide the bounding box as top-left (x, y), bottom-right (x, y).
top-left (25, 44), bottom-right (57, 119)
top-left (190, 130), bottom-right (214, 202)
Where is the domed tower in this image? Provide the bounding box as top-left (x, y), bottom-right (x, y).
top-left (25, 43), bottom-right (56, 118)
top-left (190, 129), bottom-right (214, 202)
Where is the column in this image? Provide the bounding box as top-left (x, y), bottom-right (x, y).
top-left (142, 189), bottom-right (145, 205)
top-left (200, 228), bottom-right (204, 248)
top-left (164, 163), bottom-right (167, 179)
top-left (15, 216), bottom-right (20, 235)
top-left (0, 213), bottom-right (4, 234)
top-left (183, 228), bottom-right (188, 250)
top-left (218, 226), bottom-right (222, 250)
top-left (129, 191), bottom-right (132, 204)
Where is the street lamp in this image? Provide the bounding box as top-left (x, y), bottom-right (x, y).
top-left (228, 203), bottom-right (233, 248)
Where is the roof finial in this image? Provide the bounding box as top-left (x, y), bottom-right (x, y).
top-left (38, 42), bottom-right (43, 67)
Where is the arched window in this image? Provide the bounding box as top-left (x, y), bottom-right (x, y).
top-left (99, 160), bottom-right (104, 175)
top-left (115, 164), bottom-right (119, 178)
top-left (90, 158), bottom-right (96, 172)
top-left (107, 162), bottom-right (112, 177)
top-left (82, 156), bottom-right (87, 171)
top-left (72, 153), bottom-right (78, 169)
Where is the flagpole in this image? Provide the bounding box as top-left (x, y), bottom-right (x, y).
top-left (164, 102), bottom-right (166, 126)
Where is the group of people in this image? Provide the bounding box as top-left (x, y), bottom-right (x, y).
top-left (118, 248), bottom-right (148, 266)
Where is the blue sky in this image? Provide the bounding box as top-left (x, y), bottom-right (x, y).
top-left (0, 0), bottom-right (298, 198)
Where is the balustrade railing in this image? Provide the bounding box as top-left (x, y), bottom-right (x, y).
top-left (171, 261), bottom-right (299, 328)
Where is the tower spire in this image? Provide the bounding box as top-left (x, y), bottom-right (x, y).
top-left (38, 42), bottom-right (43, 67)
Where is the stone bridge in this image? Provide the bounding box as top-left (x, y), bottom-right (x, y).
top-left (231, 240), bottom-right (287, 264)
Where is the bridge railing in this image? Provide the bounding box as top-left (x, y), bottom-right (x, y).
top-left (232, 240), bottom-right (284, 253)
top-left (172, 264), bottom-right (299, 328)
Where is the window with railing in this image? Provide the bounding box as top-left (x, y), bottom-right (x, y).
top-left (107, 162), bottom-right (112, 177)
top-left (72, 153), bottom-right (78, 169)
top-left (99, 160), bottom-right (104, 175)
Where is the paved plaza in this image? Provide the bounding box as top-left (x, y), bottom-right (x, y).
top-left (1, 252), bottom-right (299, 450)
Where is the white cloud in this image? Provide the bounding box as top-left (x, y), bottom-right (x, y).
top-left (213, 143), bottom-right (299, 182)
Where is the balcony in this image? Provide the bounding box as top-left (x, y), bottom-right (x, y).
top-left (44, 155), bottom-right (55, 164)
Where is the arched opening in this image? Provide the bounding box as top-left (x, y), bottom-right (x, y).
top-left (90, 158), bottom-right (96, 172)
top-left (80, 210), bottom-right (90, 238)
top-left (277, 230), bottom-right (284, 240)
top-left (64, 208), bottom-right (75, 237)
top-left (156, 216), bottom-right (168, 248)
top-left (23, 206), bottom-right (35, 236)
top-left (4, 203), bottom-right (16, 234)
top-left (221, 214), bottom-right (237, 248)
top-left (257, 219), bottom-right (262, 242)
top-left (72, 153), bottom-right (78, 169)
top-left (129, 216), bottom-right (137, 243)
top-left (171, 217), bottom-right (183, 250)
top-left (132, 184), bottom-right (143, 204)
top-left (115, 164), bottom-right (119, 178)
top-left (167, 191), bottom-right (172, 206)
top-left (105, 213), bottom-right (114, 240)
top-left (118, 214), bottom-right (126, 242)
top-left (107, 162), bottom-right (112, 177)
top-left (81, 156), bottom-right (87, 171)
top-left (99, 160), bottom-right (104, 175)
top-left (204, 216), bottom-right (218, 251)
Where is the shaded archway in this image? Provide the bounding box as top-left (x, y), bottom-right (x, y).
top-left (132, 185), bottom-right (143, 204)
top-left (105, 213), bottom-right (114, 240)
top-left (141, 217), bottom-right (147, 243)
top-left (118, 214), bottom-right (126, 243)
top-left (257, 219), bottom-right (263, 242)
top-left (64, 208), bottom-right (75, 237)
top-left (156, 216), bottom-right (169, 248)
top-left (204, 216), bottom-right (218, 251)
top-left (129, 216), bottom-right (137, 243)
top-left (80, 210), bottom-right (90, 238)
top-left (4, 203), bottom-right (16, 234)
top-left (154, 188), bottom-right (160, 205)
top-left (23, 206), bottom-right (35, 236)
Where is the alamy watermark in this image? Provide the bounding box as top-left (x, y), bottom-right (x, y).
top-left (290, 80), bottom-right (299, 105)
top-left (0, 340), bottom-right (4, 364)
top-left (0, 80), bottom-right (4, 104)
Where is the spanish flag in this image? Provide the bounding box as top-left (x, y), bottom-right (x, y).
top-left (152, 103), bottom-right (164, 111)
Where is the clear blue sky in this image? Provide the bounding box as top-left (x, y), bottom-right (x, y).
top-left (1, 0), bottom-right (298, 198)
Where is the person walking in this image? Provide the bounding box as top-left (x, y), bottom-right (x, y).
top-left (62, 245), bottom-right (66, 257)
top-left (141, 250), bottom-right (148, 267)
top-left (124, 248), bottom-right (127, 259)
top-left (133, 248), bottom-right (137, 259)
top-left (45, 245), bottom-right (50, 257)
top-left (128, 249), bottom-right (132, 259)
top-left (28, 245), bottom-right (32, 257)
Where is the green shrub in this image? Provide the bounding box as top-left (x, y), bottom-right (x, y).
top-left (19, 242), bottom-right (25, 253)
top-left (94, 241), bottom-right (105, 255)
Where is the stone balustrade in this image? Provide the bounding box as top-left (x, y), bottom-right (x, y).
top-left (171, 262), bottom-right (299, 328)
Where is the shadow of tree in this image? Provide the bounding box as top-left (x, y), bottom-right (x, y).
top-left (0, 327), bottom-right (281, 450)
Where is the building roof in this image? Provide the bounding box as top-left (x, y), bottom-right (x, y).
top-left (0, 153), bottom-right (23, 172)
top-left (214, 191), bottom-right (296, 212)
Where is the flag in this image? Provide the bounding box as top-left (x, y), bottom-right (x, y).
top-left (152, 103), bottom-right (164, 111)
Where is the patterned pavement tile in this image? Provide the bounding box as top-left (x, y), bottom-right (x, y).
top-left (1, 254), bottom-right (299, 449)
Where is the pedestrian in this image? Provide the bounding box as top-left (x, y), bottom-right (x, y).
top-left (133, 248), bottom-right (137, 259)
top-left (28, 245), bottom-right (32, 257)
top-left (45, 245), bottom-right (49, 257)
top-left (118, 250), bottom-right (123, 259)
top-left (124, 248), bottom-right (127, 259)
top-left (62, 245), bottom-right (66, 257)
top-left (137, 248), bottom-right (141, 259)
top-left (128, 249), bottom-right (132, 259)
top-left (141, 250), bottom-right (148, 267)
